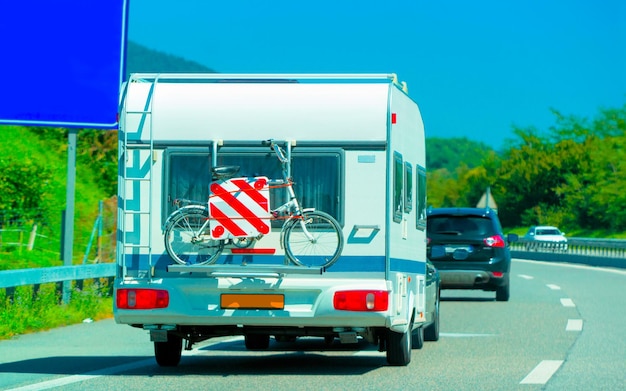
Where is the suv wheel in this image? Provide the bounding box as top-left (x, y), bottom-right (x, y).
top-left (496, 283), bottom-right (510, 302)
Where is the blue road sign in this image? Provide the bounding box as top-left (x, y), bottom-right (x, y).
top-left (0, 1), bottom-right (128, 129)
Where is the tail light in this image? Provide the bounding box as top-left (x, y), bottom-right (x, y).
top-left (483, 234), bottom-right (505, 248)
top-left (333, 290), bottom-right (388, 311)
top-left (117, 288), bottom-right (169, 309)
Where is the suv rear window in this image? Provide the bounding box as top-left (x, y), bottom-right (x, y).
top-left (427, 216), bottom-right (495, 238)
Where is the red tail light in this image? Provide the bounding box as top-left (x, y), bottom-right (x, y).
top-left (484, 235), bottom-right (505, 248)
top-left (492, 271), bottom-right (504, 278)
top-left (117, 288), bottom-right (169, 309)
top-left (333, 290), bottom-right (388, 311)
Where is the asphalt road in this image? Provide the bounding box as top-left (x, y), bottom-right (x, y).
top-left (1, 259), bottom-right (624, 391)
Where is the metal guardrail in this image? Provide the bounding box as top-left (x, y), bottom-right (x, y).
top-left (0, 263), bottom-right (115, 289)
top-left (511, 237), bottom-right (626, 269)
top-left (1, 236), bottom-right (625, 290)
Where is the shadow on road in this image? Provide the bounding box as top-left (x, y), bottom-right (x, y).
top-left (0, 338), bottom-right (389, 377)
top-left (440, 296), bottom-right (495, 302)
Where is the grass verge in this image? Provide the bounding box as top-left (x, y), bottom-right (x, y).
top-left (0, 278), bottom-right (113, 340)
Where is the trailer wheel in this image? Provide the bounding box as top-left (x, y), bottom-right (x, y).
top-left (424, 290), bottom-right (440, 341)
top-left (154, 335), bottom-right (183, 367)
top-left (386, 328), bottom-right (412, 366)
top-left (245, 334), bottom-right (270, 350)
top-left (411, 326), bottom-right (424, 349)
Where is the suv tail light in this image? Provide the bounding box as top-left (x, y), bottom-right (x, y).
top-left (483, 234), bottom-right (505, 248)
top-left (333, 290), bottom-right (388, 311)
top-left (117, 288), bottom-right (169, 309)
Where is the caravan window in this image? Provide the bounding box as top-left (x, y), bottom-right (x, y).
top-left (163, 148), bottom-right (343, 226)
top-left (416, 165), bottom-right (426, 230)
top-left (404, 162), bottom-right (413, 213)
top-left (393, 151), bottom-right (403, 223)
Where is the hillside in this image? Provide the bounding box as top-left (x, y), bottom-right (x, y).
top-left (126, 41), bottom-right (215, 75)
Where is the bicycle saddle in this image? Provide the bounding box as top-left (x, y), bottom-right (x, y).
top-left (212, 165), bottom-right (240, 180)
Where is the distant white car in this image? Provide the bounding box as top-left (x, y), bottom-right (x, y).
top-left (523, 226), bottom-right (568, 252)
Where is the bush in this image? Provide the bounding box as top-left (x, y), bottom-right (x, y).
top-left (0, 279), bottom-right (113, 339)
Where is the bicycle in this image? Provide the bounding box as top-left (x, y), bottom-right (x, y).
top-left (163, 139), bottom-right (344, 268)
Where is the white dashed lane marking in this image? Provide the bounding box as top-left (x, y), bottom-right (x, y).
top-left (518, 274), bottom-right (534, 280)
top-left (566, 319), bottom-right (583, 331)
top-left (547, 284), bottom-right (561, 290)
top-left (560, 298), bottom-right (576, 307)
top-left (520, 360), bottom-right (564, 384)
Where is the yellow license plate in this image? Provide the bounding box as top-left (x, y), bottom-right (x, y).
top-left (220, 294), bottom-right (284, 309)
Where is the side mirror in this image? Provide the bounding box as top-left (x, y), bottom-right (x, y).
top-left (507, 233), bottom-right (519, 243)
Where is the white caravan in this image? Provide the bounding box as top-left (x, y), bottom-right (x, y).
top-left (114, 73), bottom-right (439, 367)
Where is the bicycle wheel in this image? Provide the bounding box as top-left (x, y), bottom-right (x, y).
top-left (164, 208), bottom-right (224, 265)
top-left (283, 210), bottom-right (344, 268)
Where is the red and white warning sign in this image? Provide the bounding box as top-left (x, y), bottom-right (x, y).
top-left (209, 176), bottom-right (271, 240)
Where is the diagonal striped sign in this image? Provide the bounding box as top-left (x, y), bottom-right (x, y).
top-left (209, 177), bottom-right (271, 240)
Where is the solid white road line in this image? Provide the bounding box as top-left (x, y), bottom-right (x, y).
top-left (546, 284), bottom-right (561, 290)
top-left (566, 319), bottom-right (583, 331)
top-left (560, 298), bottom-right (576, 307)
top-left (513, 259), bottom-right (626, 276)
top-left (520, 360), bottom-right (564, 384)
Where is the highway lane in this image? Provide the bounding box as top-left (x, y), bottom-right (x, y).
top-left (1, 259), bottom-right (624, 390)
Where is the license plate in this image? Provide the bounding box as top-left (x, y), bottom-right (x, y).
top-left (445, 245), bottom-right (473, 253)
top-left (220, 294), bottom-right (284, 310)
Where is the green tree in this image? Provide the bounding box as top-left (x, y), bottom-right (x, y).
top-left (426, 137), bottom-right (494, 207)
top-left (555, 105), bottom-right (626, 231)
top-left (492, 126), bottom-right (584, 228)
top-left (0, 157), bottom-right (52, 226)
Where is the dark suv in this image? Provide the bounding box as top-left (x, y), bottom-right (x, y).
top-left (426, 208), bottom-right (518, 301)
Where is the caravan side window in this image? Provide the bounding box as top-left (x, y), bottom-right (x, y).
top-left (416, 165), bottom-right (426, 230)
top-left (163, 148), bottom-right (343, 226)
top-left (393, 151), bottom-right (403, 223)
top-left (404, 162), bottom-right (413, 213)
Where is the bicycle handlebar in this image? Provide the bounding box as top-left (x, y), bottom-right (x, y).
top-left (264, 139), bottom-right (289, 164)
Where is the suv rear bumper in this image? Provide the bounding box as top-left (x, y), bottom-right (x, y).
top-left (438, 270), bottom-right (508, 290)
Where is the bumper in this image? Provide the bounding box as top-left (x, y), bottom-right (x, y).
top-left (114, 276), bottom-right (394, 330)
top-left (438, 270), bottom-right (508, 290)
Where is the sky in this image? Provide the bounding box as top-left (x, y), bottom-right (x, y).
top-left (128, 0), bottom-right (626, 150)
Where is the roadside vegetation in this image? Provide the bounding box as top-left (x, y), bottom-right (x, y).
top-left (0, 279), bottom-right (113, 339)
top-left (427, 104), bottom-right (626, 237)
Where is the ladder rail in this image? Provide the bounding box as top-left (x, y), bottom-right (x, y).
top-left (119, 74), bottom-right (159, 278)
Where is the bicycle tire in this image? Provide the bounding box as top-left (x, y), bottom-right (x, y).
top-left (164, 208), bottom-right (224, 265)
top-left (283, 210), bottom-right (344, 268)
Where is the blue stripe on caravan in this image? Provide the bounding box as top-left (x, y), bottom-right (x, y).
top-left (126, 254), bottom-right (426, 274)
top-left (126, 254), bottom-right (386, 272)
top-left (390, 258), bottom-right (426, 274)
